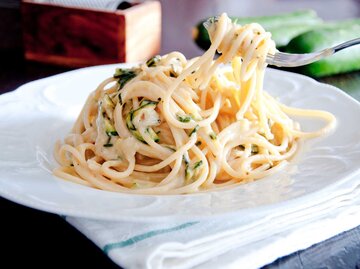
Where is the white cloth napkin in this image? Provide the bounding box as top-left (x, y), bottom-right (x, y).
top-left (66, 172), bottom-right (360, 269)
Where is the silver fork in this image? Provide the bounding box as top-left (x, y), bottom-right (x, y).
top-left (266, 38), bottom-right (360, 67)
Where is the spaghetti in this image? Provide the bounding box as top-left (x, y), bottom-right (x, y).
top-left (54, 13), bottom-right (336, 194)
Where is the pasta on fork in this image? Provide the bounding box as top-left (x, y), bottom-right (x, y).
top-left (54, 13), bottom-right (336, 194)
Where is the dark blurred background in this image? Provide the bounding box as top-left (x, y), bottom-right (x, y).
top-left (1, 0), bottom-right (359, 97)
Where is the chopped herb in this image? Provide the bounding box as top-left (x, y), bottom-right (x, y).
top-left (189, 125), bottom-right (199, 137)
top-left (139, 99), bottom-right (158, 108)
top-left (104, 94), bottom-right (115, 108)
top-left (185, 159), bottom-right (203, 183)
top-left (108, 131), bottom-right (118, 136)
top-left (209, 132), bottom-right (217, 140)
top-left (106, 135), bottom-right (111, 144)
top-left (182, 154), bottom-right (190, 165)
top-left (146, 55), bottom-right (161, 67)
top-left (126, 111), bottom-right (136, 131)
top-left (125, 100), bottom-right (159, 144)
top-left (119, 93), bottom-right (123, 105)
top-left (146, 127), bottom-right (160, 143)
top-left (103, 143), bottom-right (113, 147)
top-left (194, 160), bottom-right (203, 169)
top-left (113, 68), bottom-right (138, 89)
top-left (177, 114), bottom-right (192, 123)
top-left (133, 131), bottom-right (146, 144)
top-left (104, 118), bottom-right (118, 136)
top-left (251, 144), bottom-right (259, 154)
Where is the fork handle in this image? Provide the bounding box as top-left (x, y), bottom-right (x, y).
top-left (333, 38), bottom-right (360, 53)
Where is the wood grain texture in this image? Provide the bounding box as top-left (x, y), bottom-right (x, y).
top-left (264, 227), bottom-right (360, 269)
top-left (124, 1), bottom-right (161, 62)
top-left (21, 1), bottom-right (161, 67)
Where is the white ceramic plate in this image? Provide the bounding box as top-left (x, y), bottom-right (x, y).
top-left (1, 64), bottom-right (360, 222)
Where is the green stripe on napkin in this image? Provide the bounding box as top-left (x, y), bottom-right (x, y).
top-left (103, 222), bottom-right (198, 254)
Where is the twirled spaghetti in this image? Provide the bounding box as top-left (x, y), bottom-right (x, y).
top-left (54, 13), bottom-right (336, 194)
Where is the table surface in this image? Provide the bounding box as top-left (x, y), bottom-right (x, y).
top-left (1, 2), bottom-right (360, 269)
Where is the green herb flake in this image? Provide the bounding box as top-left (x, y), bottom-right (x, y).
top-left (182, 154), bottom-right (190, 165)
top-left (177, 114), bottom-right (192, 123)
top-left (189, 125), bottom-right (199, 137)
top-left (139, 99), bottom-right (158, 108)
top-left (251, 145), bottom-right (259, 154)
top-left (209, 132), bottom-right (217, 140)
top-left (113, 68), bottom-right (138, 89)
top-left (104, 94), bottom-right (115, 108)
top-left (107, 131), bottom-right (118, 136)
top-left (104, 118), bottom-right (118, 137)
top-left (194, 160), bottom-right (203, 169)
top-left (185, 160), bottom-right (203, 183)
top-left (119, 93), bottom-right (123, 105)
top-left (146, 55), bottom-right (161, 67)
top-left (103, 143), bottom-right (113, 147)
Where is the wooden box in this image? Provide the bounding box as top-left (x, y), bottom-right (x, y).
top-left (21, 1), bottom-right (161, 67)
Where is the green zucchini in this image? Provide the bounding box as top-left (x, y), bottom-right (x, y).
top-left (193, 10), bottom-right (322, 49)
top-left (146, 127), bottom-right (160, 143)
top-left (146, 55), bottom-right (161, 67)
top-left (113, 68), bottom-right (139, 89)
top-left (125, 100), bottom-right (160, 143)
top-left (189, 125), bottom-right (200, 137)
top-left (103, 94), bottom-right (115, 108)
top-left (185, 160), bottom-right (203, 183)
top-left (177, 114), bottom-right (192, 123)
top-left (209, 132), bottom-right (217, 140)
top-left (104, 118), bottom-right (118, 136)
top-left (284, 19), bottom-right (360, 77)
